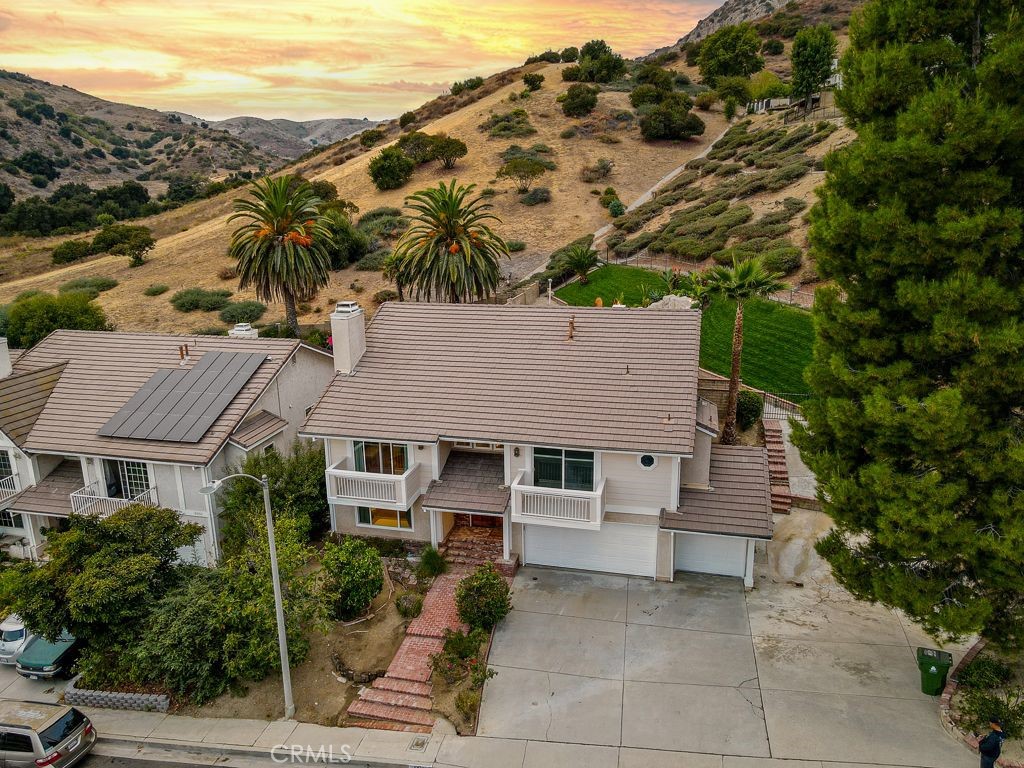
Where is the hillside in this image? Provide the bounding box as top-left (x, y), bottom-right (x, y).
top-left (209, 117), bottom-right (379, 160)
top-left (0, 71), bottom-right (277, 200)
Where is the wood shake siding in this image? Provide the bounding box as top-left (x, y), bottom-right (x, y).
top-left (304, 304), bottom-right (702, 456)
top-left (10, 331), bottom-right (304, 464)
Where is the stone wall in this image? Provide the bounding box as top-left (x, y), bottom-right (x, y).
top-left (65, 675), bottom-right (170, 713)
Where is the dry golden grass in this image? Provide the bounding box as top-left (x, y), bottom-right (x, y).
top-left (0, 62), bottom-right (730, 333)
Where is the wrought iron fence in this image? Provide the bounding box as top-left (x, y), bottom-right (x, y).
top-left (783, 106), bottom-right (842, 125)
top-left (760, 391), bottom-right (814, 421)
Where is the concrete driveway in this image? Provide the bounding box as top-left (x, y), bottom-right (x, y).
top-left (479, 561), bottom-right (976, 768)
top-left (0, 661), bottom-right (68, 702)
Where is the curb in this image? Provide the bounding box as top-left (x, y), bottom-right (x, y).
top-left (938, 639), bottom-right (1023, 768)
top-left (95, 734), bottom-right (412, 767)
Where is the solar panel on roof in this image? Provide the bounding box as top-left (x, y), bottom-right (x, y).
top-left (98, 351), bottom-right (267, 443)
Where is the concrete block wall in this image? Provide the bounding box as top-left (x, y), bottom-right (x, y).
top-left (65, 675), bottom-right (170, 713)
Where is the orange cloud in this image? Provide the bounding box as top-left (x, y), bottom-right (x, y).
top-left (0, 1), bottom-right (718, 120)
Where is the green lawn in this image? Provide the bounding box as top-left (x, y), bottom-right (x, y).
top-left (700, 297), bottom-right (814, 394)
top-left (555, 264), bottom-right (668, 308)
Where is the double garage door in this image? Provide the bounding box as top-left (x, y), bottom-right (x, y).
top-left (673, 532), bottom-right (748, 578)
top-left (523, 522), bottom-right (657, 578)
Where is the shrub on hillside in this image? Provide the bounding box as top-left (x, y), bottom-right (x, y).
top-left (322, 210), bottom-right (371, 269)
top-left (580, 158), bottom-right (614, 182)
top-left (525, 50), bottom-right (561, 65)
top-left (219, 301), bottom-right (266, 324)
top-left (559, 126), bottom-right (578, 139)
top-left (737, 390), bottom-right (764, 431)
top-left (762, 38), bottom-right (785, 55)
top-left (630, 84), bottom-right (664, 108)
top-left (59, 276), bottom-right (118, 298)
top-left (479, 109), bottom-right (536, 138)
top-left (506, 239), bottom-right (527, 252)
top-left (321, 537), bottom-right (384, 621)
top-left (560, 46), bottom-right (579, 62)
top-left (561, 84), bottom-right (599, 117)
top-left (608, 199), bottom-right (626, 217)
top-left (355, 249), bottom-right (390, 271)
top-left (359, 128), bottom-right (385, 148)
top-left (694, 91), bottom-right (718, 110)
top-left (51, 239), bottom-right (92, 265)
top-left (450, 76), bottom-right (484, 95)
top-left (523, 73), bottom-right (544, 91)
top-left (520, 187), bottom-right (551, 206)
top-left (760, 246), bottom-right (803, 275)
top-left (5, 292), bottom-right (109, 349)
top-left (640, 93), bottom-right (705, 141)
top-left (431, 135), bottom-right (468, 169)
top-left (497, 158), bottom-right (547, 193)
top-left (455, 563), bottom-right (511, 630)
top-left (716, 76), bottom-right (752, 105)
top-left (170, 288), bottom-right (233, 313)
top-left (561, 65), bottom-right (582, 82)
top-left (144, 284), bottom-right (169, 297)
top-left (368, 147), bottom-right (415, 191)
top-left (399, 111), bottom-right (417, 128)
top-left (396, 131), bottom-right (436, 164)
top-left (372, 289), bottom-right (398, 303)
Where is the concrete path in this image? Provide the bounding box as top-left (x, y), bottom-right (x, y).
top-left (479, 566), bottom-right (977, 768)
top-left (778, 417), bottom-right (817, 499)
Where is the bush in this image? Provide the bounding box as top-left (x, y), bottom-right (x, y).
top-left (694, 91), bottom-right (718, 110)
top-left (51, 239), bottom-right (92, 265)
top-left (368, 147), bottom-right (415, 191)
top-left (737, 390), bottom-right (764, 431)
top-left (321, 537), bottom-right (384, 621)
top-left (359, 128), bottom-right (385, 148)
top-left (560, 46), bottom-right (579, 62)
top-left (322, 210), bottom-right (371, 269)
top-left (5, 292), bottom-right (108, 349)
top-left (219, 301), bottom-right (266, 324)
top-left (959, 655), bottom-right (1015, 690)
top-left (717, 76), bottom-right (752, 105)
top-left (762, 38), bottom-right (785, 55)
top-left (724, 97), bottom-right (738, 121)
top-left (170, 288), bottom-right (233, 312)
top-left (525, 50), bottom-right (561, 65)
top-left (630, 84), bottom-right (664, 108)
top-left (217, 265), bottom-right (238, 280)
top-left (608, 200), bottom-right (626, 217)
top-left (417, 546), bottom-right (447, 579)
top-left (640, 94), bottom-right (706, 141)
top-left (396, 131), bottom-right (437, 164)
top-left (373, 289), bottom-right (399, 304)
top-left (443, 627), bottom-right (487, 660)
top-left (432, 135), bottom-right (468, 169)
top-left (497, 157), bottom-right (547, 193)
top-left (523, 73), bottom-right (544, 91)
top-left (455, 563), bottom-right (511, 630)
top-left (500, 144), bottom-right (556, 170)
top-left (456, 690), bottom-right (481, 722)
top-left (507, 239), bottom-right (527, 252)
top-left (59, 276), bottom-right (118, 298)
top-left (561, 65), bottom-right (582, 82)
top-left (580, 158), bottom-right (613, 183)
top-left (559, 127), bottom-right (578, 139)
top-left (450, 76), bottom-right (484, 95)
top-left (561, 84), bottom-right (599, 118)
top-left (478, 109), bottom-right (536, 138)
top-left (144, 284), bottom-right (169, 296)
top-left (960, 688), bottom-right (1024, 738)
top-left (520, 187), bottom-right (551, 206)
top-left (396, 593), bottom-right (423, 619)
top-left (355, 250), bottom-right (389, 271)
top-left (399, 111), bottom-right (417, 128)
top-left (761, 246), bottom-right (803, 275)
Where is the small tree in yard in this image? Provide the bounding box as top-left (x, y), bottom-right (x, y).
top-left (706, 257), bottom-right (783, 445)
top-left (116, 227), bottom-right (155, 267)
top-left (496, 157), bottom-right (546, 193)
top-left (523, 73), bottom-right (544, 91)
top-left (790, 24), bottom-right (837, 110)
top-left (455, 563), bottom-right (511, 630)
top-left (5, 292), bottom-right (108, 349)
top-left (565, 243), bottom-right (599, 284)
top-left (697, 23), bottom-right (764, 85)
top-left (368, 147), bottom-right (415, 191)
top-left (321, 537), bottom-right (384, 620)
top-left (431, 134), bottom-right (468, 169)
top-left (561, 84), bottom-right (599, 117)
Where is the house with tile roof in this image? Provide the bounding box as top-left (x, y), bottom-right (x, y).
top-left (0, 330), bottom-right (334, 563)
top-left (303, 302), bottom-right (776, 586)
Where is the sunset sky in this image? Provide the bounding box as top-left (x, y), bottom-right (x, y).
top-left (0, 1), bottom-right (718, 121)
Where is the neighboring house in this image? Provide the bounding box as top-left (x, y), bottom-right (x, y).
top-left (0, 329), bottom-right (334, 563)
top-left (302, 302), bottom-right (774, 587)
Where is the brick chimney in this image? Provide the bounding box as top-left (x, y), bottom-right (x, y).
top-left (330, 301), bottom-right (366, 374)
top-left (0, 338), bottom-right (11, 379)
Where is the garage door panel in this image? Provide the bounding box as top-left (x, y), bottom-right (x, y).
top-left (524, 522), bottom-right (656, 577)
top-left (674, 533), bottom-right (746, 578)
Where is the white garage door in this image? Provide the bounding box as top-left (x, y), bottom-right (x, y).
top-left (524, 522), bottom-right (657, 577)
top-left (674, 533), bottom-right (748, 578)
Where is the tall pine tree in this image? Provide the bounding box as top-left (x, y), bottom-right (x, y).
top-left (795, 0), bottom-right (1024, 647)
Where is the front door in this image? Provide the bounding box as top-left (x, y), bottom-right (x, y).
top-left (453, 513), bottom-right (502, 528)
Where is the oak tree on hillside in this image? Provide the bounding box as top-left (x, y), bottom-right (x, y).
top-left (697, 23), bottom-right (764, 86)
top-left (795, 0), bottom-right (1024, 647)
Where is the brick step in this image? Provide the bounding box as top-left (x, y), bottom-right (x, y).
top-left (348, 720), bottom-right (433, 734)
top-left (372, 677), bottom-right (433, 697)
top-left (358, 686), bottom-right (433, 711)
top-left (386, 636), bottom-right (444, 683)
top-left (348, 700), bottom-right (434, 727)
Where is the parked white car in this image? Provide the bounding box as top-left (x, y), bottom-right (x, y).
top-left (0, 614), bottom-right (33, 665)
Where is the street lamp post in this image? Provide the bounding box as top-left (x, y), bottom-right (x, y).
top-left (200, 473), bottom-right (295, 719)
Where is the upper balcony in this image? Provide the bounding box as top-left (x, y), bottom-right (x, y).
top-left (326, 457), bottom-right (421, 509)
top-left (509, 470), bottom-right (606, 530)
top-left (0, 474), bottom-right (19, 505)
top-left (70, 481), bottom-right (158, 518)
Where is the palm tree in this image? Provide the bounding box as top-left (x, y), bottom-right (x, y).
top-left (706, 257), bottom-right (784, 444)
top-left (228, 176), bottom-right (331, 335)
top-left (393, 180), bottom-right (509, 303)
top-left (565, 244), bottom-right (599, 285)
top-left (381, 251), bottom-right (407, 301)
top-left (675, 271), bottom-right (712, 310)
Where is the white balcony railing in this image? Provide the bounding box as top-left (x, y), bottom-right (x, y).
top-left (510, 471), bottom-right (606, 530)
top-left (0, 474), bottom-right (18, 503)
top-left (70, 482), bottom-right (158, 517)
top-left (326, 458), bottom-right (420, 509)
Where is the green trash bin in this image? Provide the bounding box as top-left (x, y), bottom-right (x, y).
top-left (917, 647), bottom-right (953, 695)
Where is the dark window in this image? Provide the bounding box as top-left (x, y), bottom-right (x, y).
top-left (354, 442), bottom-right (408, 475)
top-left (639, 454), bottom-right (656, 469)
top-left (532, 448), bottom-right (594, 491)
top-left (40, 708), bottom-right (86, 750)
top-left (2, 731), bottom-right (35, 752)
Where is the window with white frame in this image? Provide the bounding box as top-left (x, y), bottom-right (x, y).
top-left (118, 461), bottom-right (150, 498)
top-left (354, 441), bottom-right (408, 475)
top-left (0, 451), bottom-right (12, 478)
top-left (0, 510), bottom-right (24, 529)
top-left (533, 447), bottom-right (595, 491)
top-left (356, 506), bottom-right (413, 529)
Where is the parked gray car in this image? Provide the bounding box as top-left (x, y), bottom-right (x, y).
top-left (0, 615), bottom-right (33, 665)
top-left (0, 700), bottom-right (95, 767)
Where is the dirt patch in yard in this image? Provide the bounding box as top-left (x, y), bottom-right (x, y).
top-left (178, 588), bottom-right (409, 724)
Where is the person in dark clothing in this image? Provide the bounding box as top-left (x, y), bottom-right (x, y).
top-left (979, 718), bottom-right (1005, 768)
